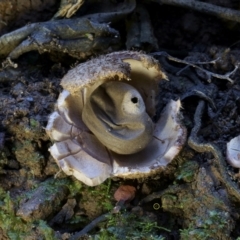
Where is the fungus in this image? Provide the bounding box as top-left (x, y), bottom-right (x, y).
top-left (226, 135), bottom-right (240, 168)
top-left (114, 185), bottom-right (136, 202)
top-left (46, 51), bottom-right (186, 186)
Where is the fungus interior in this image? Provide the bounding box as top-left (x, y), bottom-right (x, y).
top-left (82, 81), bottom-right (154, 155)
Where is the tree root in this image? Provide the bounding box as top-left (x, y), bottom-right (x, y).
top-left (69, 213), bottom-right (109, 240)
top-left (152, 52), bottom-right (237, 83)
top-left (188, 100), bottom-right (240, 203)
top-left (152, 0), bottom-right (240, 23)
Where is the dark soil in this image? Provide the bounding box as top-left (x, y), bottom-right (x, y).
top-left (0, 0), bottom-right (240, 239)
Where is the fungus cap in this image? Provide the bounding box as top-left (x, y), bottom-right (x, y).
top-left (46, 51), bottom-right (186, 186)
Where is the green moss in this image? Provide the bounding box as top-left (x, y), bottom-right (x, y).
top-left (0, 178), bottom-right (73, 239)
top-left (29, 118), bottom-right (40, 129)
top-left (91, 210), bottom-right (168, 240)
top-left (41, 177), bottom-right (70, 194)
top-left (161, 193), bottom-right (184, 209)
top-left (0, 188), bottom-right (32, 239)
top-left (37, 220), bottom-right (57, 240)
top-left (82, 179), bottom-right (114, 212)
top-left (180, 210), bottom-right (229, 240)
top-left (14, 139), bottom-right (45, 177)
top-left (175, 161), bottom-right (199, 183)
top-left (67, 178), bottom-right (82, 197)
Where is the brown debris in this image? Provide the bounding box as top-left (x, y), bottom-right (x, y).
top-left (114, 185), bottom-right (136, 202)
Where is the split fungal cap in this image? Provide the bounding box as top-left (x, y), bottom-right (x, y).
top-left (61, 51), bottom-right (167, 117)
top-left (46, 51), bottom-right (186, 186)
top-left (226, 135), bottom-right (240, 168)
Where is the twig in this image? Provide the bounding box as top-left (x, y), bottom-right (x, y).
top-left (53, 0), bottom-right (85, 19)
top-left (69, 200), bottom-right (125, 240)
top-left (69, 213), bottom-right (110, 240)
top-left (152, 0), bottom-right (240, 23)
top-left (152, 52), bottom-right (237, 83)
top-left (1, 58), bottom-right (18, 69)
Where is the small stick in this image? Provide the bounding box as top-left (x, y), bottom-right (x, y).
top-left (152, 52), bottom-right (236, 83)
top-left (69, 213), bottom-right (110, 240)
top-left (69, 200), bottom-right (125, 240)
top-left (153, 0), bottom-right (240, 23)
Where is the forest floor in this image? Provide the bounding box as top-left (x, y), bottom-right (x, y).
top-left (0, 0), bottom-right (240, 239)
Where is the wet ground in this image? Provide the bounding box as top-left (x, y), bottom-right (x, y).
top-left (0, 0), bottom-right (240, 239)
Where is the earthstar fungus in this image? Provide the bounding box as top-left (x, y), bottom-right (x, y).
top-left (46, 51), bottom-right (186, 186)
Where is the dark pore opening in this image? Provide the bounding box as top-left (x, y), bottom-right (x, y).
top-left (131, 97), bottom-right (138, 104)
